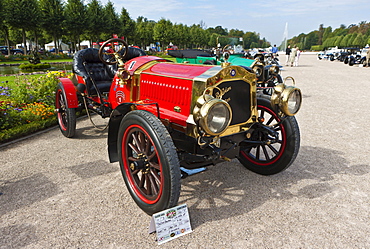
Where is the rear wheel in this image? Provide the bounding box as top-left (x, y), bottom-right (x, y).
top-left (55, 82), bottom-right (76, 138)
top-left (118, 110), bottom-right (181, 215)
top-left (238, 97), bottom-right (300, 175)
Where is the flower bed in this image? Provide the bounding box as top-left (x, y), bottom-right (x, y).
top-left (0, 71), bottom-right (73, 143)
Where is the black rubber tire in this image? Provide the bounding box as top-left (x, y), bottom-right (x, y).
top-left (55, 82), bottom-right (76, 138)
top-left (349, 58), bottom-right (355, 66)
top-left (117, 110), bottom-right (181, 215)
top-left (238, 97), bottom-right (300, 175)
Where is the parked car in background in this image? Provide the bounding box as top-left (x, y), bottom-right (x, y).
top-left (0, 46), bottom-right (24, 55)
top-left (340, 48), bottom-right (360, 64)
top-left (317, 47), bottom-right (341, 61)
top-left (49, 48), bottom-right (63, 53)
top-left (168, 49), bottom-right (284, 94)
top-left (346, 47), bottom-right (369, 66)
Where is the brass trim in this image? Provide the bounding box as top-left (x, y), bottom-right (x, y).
top-left (188, 65), bottom-right (258, 138)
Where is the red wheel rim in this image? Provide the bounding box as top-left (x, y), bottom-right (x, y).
top-left (56, 89), bottom-right (67, 131)
top-left (122, 124), bottom-right (163, 204)
top-left (241, 105), bottom-right (287, 166)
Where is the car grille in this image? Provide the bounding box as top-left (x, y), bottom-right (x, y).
top-left (214, 80), bottom-right (251, 125)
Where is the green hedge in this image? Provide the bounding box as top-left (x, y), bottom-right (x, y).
top-left (0, 117), bottom-right (57, 144)
top-left (19, 63), bottom-right (51, 70)
top-left (310, 45), bottom-right (323, 51)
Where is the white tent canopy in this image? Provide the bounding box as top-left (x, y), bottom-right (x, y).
top-left (79, 40), bottom-right (91, 48)
top-left (44, 40), bottom-right (69, 51)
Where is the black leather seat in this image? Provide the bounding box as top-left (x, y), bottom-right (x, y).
top-left (73, 47), bottom-right (147, 96)
top-left (73, 48), bottom-right (115, 96)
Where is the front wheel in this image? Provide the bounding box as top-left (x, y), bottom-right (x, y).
top-left (238, 97), bottom-right (300, 175)
top-left (55, 82), bottom-right (76, 138)
top-left (349, 58), bottom-right (355, 66)
top-left (118, 110), bottom-right (181, 215)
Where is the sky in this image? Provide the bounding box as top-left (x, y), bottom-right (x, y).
top-left (99, 0), bottom-right (370, 46)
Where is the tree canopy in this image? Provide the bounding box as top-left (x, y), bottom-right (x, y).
top-left (287, 22), bottom-right (370, 50)
top-left (0, 0), bottom-right (271, 52)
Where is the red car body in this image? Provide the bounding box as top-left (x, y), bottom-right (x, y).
top-left (56, 38), bottom-right (302, 215)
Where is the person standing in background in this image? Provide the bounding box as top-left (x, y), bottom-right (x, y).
top-left (285, 45), bottom-right (291, 65)
top-left (365, 48), bottom-right (370, 67)
top-left (289, 46), bottom-right (297, 67)
top-left (295, 47), bottom-right (301, 66)
top-left (271, 44), bottom-right (278, 57)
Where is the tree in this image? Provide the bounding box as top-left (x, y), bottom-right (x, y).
top-left (334, 36), bottom-right (344, 47)
top-left (208, 26), bottom-right (228, 36)
top-left (4, 0), bottom-right (39, 52)
top-left (0, 0), bottom-right (11, 52)
top-left (102, 1), bottom-right (121, 40)
top-left (250, 42), bottom-right (259, 49)
top-left (243, 32), bottom-right (260, 49)
top-left (135, 17), bottom-right (155, 49)
top-left (39, 0), bottom-right (65, 53)
top-left (353, 34), bottom-right (366, 47)
top-left (85, 0), bottom-right (105, 45)
top-left (119, 7), bottom-right (136, 44)
top-left (318, 24), bottom-right (324, 45)
top-left (348, 33), bottom-right (358, 47)
top-left (172, 23), bottom-right (190, 49)
top-left (153, 18), bottom-right (174, 51)
top-left (340, 34), bottom-right (351, 47)
top-left (64, 0), bottom-right (87, 51)
top-left (229, 29), bottom-right (244, 38)
top-left (322, 26), bottom-right (332, 42)
top-left (208, 33), bottom-right (218, 48)
top-left (189, 24), bottom-right (208, 48)
top-left (199, 20), bottom-right (207, 29)
top-left (332, 25), bottom-right (348, 37)
top-left (305, 31), bottom-right (319, 50)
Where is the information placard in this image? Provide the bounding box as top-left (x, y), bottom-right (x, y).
top-left (149, 204), bottom-right (192, 245)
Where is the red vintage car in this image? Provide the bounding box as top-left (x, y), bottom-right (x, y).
top-left (56, 38), bottom-right (302, 215)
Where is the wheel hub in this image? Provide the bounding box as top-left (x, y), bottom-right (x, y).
top-left (130, 153), bottom-right (150, 173)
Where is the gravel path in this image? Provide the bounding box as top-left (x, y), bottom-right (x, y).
top-left (1, 54), bottom-right (369, 248)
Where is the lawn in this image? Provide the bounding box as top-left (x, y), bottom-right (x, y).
top-left (0, 74), bottom-right (41, 87)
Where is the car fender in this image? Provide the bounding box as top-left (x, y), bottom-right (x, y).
top-left (59, 78), bottom-right (78, 108)
top-left (107, 103), bottom-right (136, 163)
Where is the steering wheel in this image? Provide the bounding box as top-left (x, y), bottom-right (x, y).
top-left (98, 38), bottom-right (129, 65)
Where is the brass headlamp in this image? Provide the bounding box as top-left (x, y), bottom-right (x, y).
top-left (193, 87), bottom-right (232, 136)
top-left (271, 84), bottom-right (302, 116)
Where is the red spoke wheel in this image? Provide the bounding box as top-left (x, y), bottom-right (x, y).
top-left (118, 110), bottom-right (181, 215)
top-left (238, 97), bottom-right (300, 175)
top-left (55, 82), bottom-right (76, 138)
